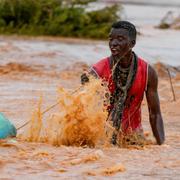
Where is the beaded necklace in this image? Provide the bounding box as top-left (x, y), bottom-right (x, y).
top-left (110, 52), bottom-right (138, 144)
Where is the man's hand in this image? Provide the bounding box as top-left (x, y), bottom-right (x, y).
top-left (81, 68), bottom-right (99, 85)
top-left (146, 65), bottom-right (165, 145)
top-left (81, 73), bottom-right (89, 84)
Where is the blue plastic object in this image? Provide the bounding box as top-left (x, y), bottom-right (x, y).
top-left (0, 113), bottom-right (17, 139)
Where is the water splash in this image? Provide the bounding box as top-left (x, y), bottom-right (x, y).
top-left (20, 77), bottom-right (109, 147)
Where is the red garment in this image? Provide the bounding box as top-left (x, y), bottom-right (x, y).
top-left (92, 57), bottom-right (148, 133)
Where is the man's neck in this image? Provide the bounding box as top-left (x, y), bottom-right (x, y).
top-left (111, 51), bottom-right (134, 69)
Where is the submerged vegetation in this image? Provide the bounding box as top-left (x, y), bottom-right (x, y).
top-left (0, 0), bottom-right (121, 39)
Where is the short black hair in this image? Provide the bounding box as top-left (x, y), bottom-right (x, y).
top-left (111, 21), bottom-right (137, 41)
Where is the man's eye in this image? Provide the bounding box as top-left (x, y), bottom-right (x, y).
top-left (118, 37), bottom-right (123, 41)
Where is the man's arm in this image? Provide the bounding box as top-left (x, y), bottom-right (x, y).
top-left (146, 65), bottom-right (165, 145)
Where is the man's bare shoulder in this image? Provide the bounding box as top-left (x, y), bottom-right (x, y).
top-left (147, 64), bottom-right (158, 89)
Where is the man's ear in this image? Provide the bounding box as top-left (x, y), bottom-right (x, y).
top-left (130, 40), bottom-right (136, 48)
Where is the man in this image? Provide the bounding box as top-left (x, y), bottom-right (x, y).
top-left (81, 21), bottom-right (165, 145)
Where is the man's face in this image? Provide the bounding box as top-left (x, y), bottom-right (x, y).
top-left (109, 28), bottom-right (134, 58)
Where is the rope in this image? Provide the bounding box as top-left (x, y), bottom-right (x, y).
top-left (109, 53), bottom-right (138, 144)
top-left (17, 85), bottom-right (82, 131)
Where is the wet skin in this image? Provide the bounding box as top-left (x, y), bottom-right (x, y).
top-left (146, 65), bottom-right (165, 145)
top-left (108, 28), bottom-right (135, 68)
top-left (109, 28), bottom-right (165, 145)
top-left (82, 27), bottom-right (165, 145)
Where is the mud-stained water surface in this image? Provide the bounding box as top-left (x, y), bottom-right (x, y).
top-left (0, 35), bottom-right (180, 180)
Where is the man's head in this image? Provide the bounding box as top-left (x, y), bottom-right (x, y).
top-left (109, 21), bottom-right (137, 58)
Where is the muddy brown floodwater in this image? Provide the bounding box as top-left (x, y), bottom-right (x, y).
top-left (0, 36), bottom-right (180, 180)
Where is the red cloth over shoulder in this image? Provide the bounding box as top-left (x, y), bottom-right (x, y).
top-left (92, 56), bottom-right (148, 133)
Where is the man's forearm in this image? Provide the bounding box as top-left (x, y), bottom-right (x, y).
top-left (150, 113), bottom-right (165, 145)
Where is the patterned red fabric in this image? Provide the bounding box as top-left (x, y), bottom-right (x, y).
top-left (92, 57), bottom-right (148, 133)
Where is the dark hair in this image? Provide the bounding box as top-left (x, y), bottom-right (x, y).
top-left (111, 21), bottom-right (137, 41)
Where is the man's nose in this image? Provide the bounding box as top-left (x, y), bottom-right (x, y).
top-left (111, 39), bottom-right (119, 46)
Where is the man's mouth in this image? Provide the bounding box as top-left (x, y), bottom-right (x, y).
top-left (110, 47), bottom-right (119, 55)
